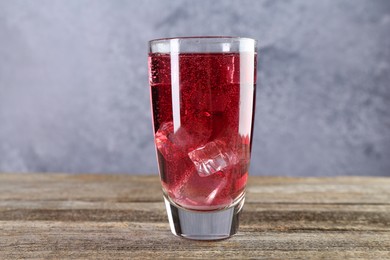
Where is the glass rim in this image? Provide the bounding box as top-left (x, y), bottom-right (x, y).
top-left (148, 36), bottom-right (257, 44)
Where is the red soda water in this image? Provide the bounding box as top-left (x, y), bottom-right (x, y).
top-left (149, 52), bottom-right (256, 210)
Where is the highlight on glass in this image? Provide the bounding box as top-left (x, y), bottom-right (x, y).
top-left (148, 37), bottom-right (257, 240)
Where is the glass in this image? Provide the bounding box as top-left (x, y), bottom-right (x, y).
top-left (148, 36), bottom-right (257, 240)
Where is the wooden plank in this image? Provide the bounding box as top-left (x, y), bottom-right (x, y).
top-left (0, 201), bottom-right (389, 231)
top-left (0, 174), bottom-right (163, 202)
top-left (0, 173), bottom-right (389, 259)
top-left (1, 221), bottom-right (390, 259)
top-left (1, 174), bottom-right (389, 204)
top-left (247, 176), bottom-right (390, 204)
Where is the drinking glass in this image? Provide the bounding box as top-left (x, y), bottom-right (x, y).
top-left (148, 37), bottom-right (257, 240)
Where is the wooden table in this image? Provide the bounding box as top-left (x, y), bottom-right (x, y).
top-left (0, 174), bottom-right (389, 259)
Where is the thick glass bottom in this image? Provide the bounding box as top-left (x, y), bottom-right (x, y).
top-left (163, 194), bottom-right (245, 240)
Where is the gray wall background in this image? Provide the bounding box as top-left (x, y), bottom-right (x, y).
top-left (0, 0), bottom-right (389, 176)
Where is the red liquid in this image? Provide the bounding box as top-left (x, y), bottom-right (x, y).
top-left (149, 52), bottom-right (256, 210)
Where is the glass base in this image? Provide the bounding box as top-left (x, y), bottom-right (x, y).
top-left (163, 194), bottom-right (245, 240)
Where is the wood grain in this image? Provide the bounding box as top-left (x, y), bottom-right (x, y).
top-left (0, 174), bottom-right (389, 259)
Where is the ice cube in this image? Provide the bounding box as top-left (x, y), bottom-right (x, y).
top-left (205, 174), bottom-right (228, 204)
top-left (155, 122), bottom-right (186, 161)
top-left (188, 140), bottom-right (240, 177)
top-left (155, 121), bottom-right (211, 161)
top-left (172, 168), bottom-right (231, 210)
top-left (180, 111), bottom-right (212, 150)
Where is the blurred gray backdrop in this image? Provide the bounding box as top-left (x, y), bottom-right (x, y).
top-left (0, 0), bottom-right (389, 176)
